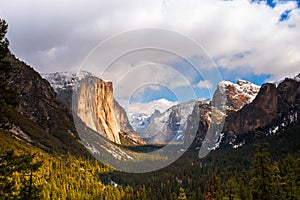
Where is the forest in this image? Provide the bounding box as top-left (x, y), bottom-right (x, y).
top-left (0, 124), bottom-right (299, 200)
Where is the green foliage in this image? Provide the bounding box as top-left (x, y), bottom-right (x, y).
top-left (0, 19), bottom-right (9, 59)
top-left (250, 142), bottom-right (273, 200)
top-left (204, 173), bottom-right (222, 200)
top-left (0, 18), bottom-right (19, 127)
top-left (0, 150), bottom-right (42, 199)
top-left (0, 124), bottom-right (299, 200)
top-left (178, 187), bottom-right (187, 200)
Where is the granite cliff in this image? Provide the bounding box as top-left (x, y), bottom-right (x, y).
top-left (44, 72), bottom-right (145, 145)
top-left (223, 75), bottom-right (300, 135)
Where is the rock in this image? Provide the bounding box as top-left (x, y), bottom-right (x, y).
top-left (73, 76), bottom-right (145, 145)
top-left (5, 54), bottom-right (89, 156)
top-left (223, 77), bottom-right (300, 135)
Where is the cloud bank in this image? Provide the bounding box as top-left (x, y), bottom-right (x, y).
top-left (1, 0), bottom-right (299, 80)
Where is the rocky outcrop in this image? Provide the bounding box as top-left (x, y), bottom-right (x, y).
top-left (223, 83), bottom-right (277, 134)
top-left (219, 79), bottom-right (260, 112)
top-left (190, 76), bottom-right (300, 148)
top-left (4, 54), bottom-right (89, 156)
top-left (73, 76), bottom-right (145, 145)
top-left (75, 77), bottom-right (120, 143)
top-left (223, 76), bottom-right (300, 135)
top-left (143, 79), bottom-right (259, 145)
top-left (42, 71), bottom-right (92, 110)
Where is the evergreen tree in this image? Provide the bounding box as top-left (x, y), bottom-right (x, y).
top-left (0, 18), bottom-right (19, 127)
top-left (178, 187), bottom-right (187, 200)
top-left (224, 178), bottom-right (238, 200)
top-left (0, 19), bottom-right (9, 59)
top-left (270, 164), bottom-right (285, 199)
top-left (0, 150), bottom-right (42, 199)
top-left (250, 134), bottom-right (273, 200)
top-left (204, 173), bottom-right (222, 200)
top-left (136, 185), bottom-right (147, 200)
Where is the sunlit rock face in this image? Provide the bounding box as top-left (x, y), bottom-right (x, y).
top-left (76, 77), bottom-right (121, 144)
top-left (44, 72), bottom-right (145, 145)
top-left (73, 76), bottom-right (146, 145)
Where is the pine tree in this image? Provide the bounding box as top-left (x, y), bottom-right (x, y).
top-left (224, 178), bottom-right (238, 200)
top-left (270, 164), bottom-right (285, 199)
top-left (250, 134), bottom-right (273, 200)
top-left (0, 18), bottom-right (19, 127)
top-left (137, 185), bottom-right (147, 200)
top-left (204, 173), bottom-right (222, 200)
top-left (178, 187), bottom-right (187, 200)
top-left (0, 150), bottom-right (42, 199)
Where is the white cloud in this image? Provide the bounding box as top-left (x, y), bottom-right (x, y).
top-left (103, 62), bottom-right (196, 104)
top-left (1, 0), bottom-right (299, 80)
top-left (127, 98), bottom-right (177, 115)
top-left (195, 80), bottom-right (213, 89)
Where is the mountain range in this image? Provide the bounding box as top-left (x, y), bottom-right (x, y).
top-left (42, 70), bottom-right (300, 151)
top-left (0, 37), bottom-right (299, 157)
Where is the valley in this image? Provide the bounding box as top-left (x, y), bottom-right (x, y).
top-left (0, 17), bottom-right (299, 199)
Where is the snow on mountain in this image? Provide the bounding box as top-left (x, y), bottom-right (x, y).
top-left (140, 100), bottom-right (197, 143)
top-left (41, 71), bottom-right (95, 92)
top-left (139, 79), bottom-right (261, 145)
top-left (295, 73), bottom-right (300, 82)
top-left (129, 113), bottom-right (152, 133)
top-left (219, 79), bottom-right (260, 111)
top-left (128, 99), bottom-right (177, 133)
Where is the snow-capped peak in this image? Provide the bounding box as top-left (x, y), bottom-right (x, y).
top-left (42, 70), bottom-right (104, 92)
top-left (219, 79), bottom-right (260, 111)
top-left (128, 99), bottom-right (177, 133)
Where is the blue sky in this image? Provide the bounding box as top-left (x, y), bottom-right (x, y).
top-left (129, 64), bottom-right (272, 103)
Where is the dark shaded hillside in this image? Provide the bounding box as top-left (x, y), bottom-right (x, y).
top-left (1, 53), bottom-right (89, 157)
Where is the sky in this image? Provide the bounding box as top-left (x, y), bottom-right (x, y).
top-left (1, 0), bottom-right (300, 109)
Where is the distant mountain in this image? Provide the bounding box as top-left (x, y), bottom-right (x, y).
top-left (140, 100), bottom-right (198, 143)
top-left (141, 79), bottom-right (261, 144)
top-left (129, 112), bottom-right (152, 133)
top-left (127, 99), bottom-right (177, 133)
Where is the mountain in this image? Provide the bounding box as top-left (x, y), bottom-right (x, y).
top-left (129, 113), bottom-right (151, 133)
top-left (43, 71), bottom-right (145, 145)
top-left (219, 79), bottom-right (260, 112)
top-left (127, 98), bottom-right (177, 133)
top-left (140, 100), bottom-right (198, 143)
top-left (223, 74), bottom-right (300, 137)
top-left (197, 76), bottom-right (300, 148)
top-left (141, 79), bottom-right (260, 144)
top-left (42, 71), bottom-right (92, 108)
top-left (2, 54), bottom-right (89, 156)
top-left (129, 110), bottom-right (161, 133)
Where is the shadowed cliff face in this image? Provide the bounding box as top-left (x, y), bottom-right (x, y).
top-left (223, 77), bottom-right (300, 135)
top-left (223, 83), bottom-right (278, 134)
top-left (74, 77), bottom-right (145, 145)
top-left (191, 76), bottom-right (300, 148)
